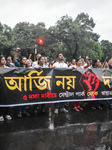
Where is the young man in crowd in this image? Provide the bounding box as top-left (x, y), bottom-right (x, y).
top-left (6, 56), bottom-right (15, 68)
top-left (53, 53), bottom-right (68, 114)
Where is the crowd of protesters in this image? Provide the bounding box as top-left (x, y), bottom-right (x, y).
top-left (0, 47), bottom-right (112, 121)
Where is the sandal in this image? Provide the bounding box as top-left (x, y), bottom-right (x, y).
top-left (23, 112), bottom-right (30, 117)
top-left (92, 107), bottom-right (96, 110)
top-left (0, 116), bottom-right (4, 122)
top-left (98, 106), bottom-right (102, 110)
top-left (5, 115), bottom-right (12, 120)
top-left (42, 109), bottom-right (45, 113)
top-left (18, 113), bottom-right (22, 118)
top-left (73, 107), bottom-right (80, 112)
top-left (78, 106), bottom-right (83, 110)
top-left (34, 110), bottom-right (39, 116)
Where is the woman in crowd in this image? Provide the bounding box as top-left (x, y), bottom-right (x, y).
top-left (33, 56), bottom-right (46, 68)
top-left (0, 55), bottom-right (12, 121)
top-left (73, 58), bottom-right (83, 111)
top-left (26, 59), bottom-right (33, 68)
top-left (76, 58), bottom-right (84, 69)
top-left (90, 59), bottom-right (102, 109)
top-left (33, 56), bottom-right (48, 114)
top-left (69, 59), bottom-right (76, 69)
top-left (13, 48), bottom-right (30, 117)
top-left (92, 59), bottom-right (101, 69)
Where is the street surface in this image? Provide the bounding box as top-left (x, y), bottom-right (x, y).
top-left (0, 102), bottom-right (112, 150)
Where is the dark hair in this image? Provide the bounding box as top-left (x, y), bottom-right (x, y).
top-left (7, 59), bottom-right (11, 61)
top-left (19, 56), bottom-right (26, 67)
top-left (56, 53), bottom-right (63, 59)
top-left (20, 56), bottom-right (26, 62)
top-left (86, 58), bottom-right (91, 61)
top-left (38, 56), bottom-right (44, 64)
top-left (72, 59), bottom-right (76, 61)
top-left (109, 64), bottom-right (112, 69)
top-left (0, 55), bottom-right (5, 63)
top-left (7, 56), bottom-right (11, 58)
top-left (92, 59), bottom-right (98, 67)
top-left (76, 58), bottom-right (81, 62)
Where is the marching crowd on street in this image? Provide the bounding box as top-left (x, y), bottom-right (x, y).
top-left (0, 47), bottom-right (112, 121)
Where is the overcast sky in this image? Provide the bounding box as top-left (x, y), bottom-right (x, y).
top-left (0, 0), bottom-right (112, 41)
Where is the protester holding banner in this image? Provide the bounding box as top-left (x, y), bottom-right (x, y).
top-left (13, 48), bottom-right (27, 68)
top-left (13, 48), bottom-right (30, 117)
top-left (0, 57), bottom-right (112, 114)
top-left (76, 58), bottom-right (84, 69)
top-left (0, 55), bottom-right (12, 121)
top-left (1, 49), bottom-right (112, 119)
top-left (69, 59), bottom-right (76, 69)
top-left (6, 56), bottom-right (15, 68)
top-left (90, 59), bottom-right (102, 109)
top-left (32, 53), bottom-right (41, 68)
top-left (109, 58), bottom-right (112, 109)
top-left (83, 58), bottom-right (92, 69)
top-left (53, 53), bottom-right (68, 114)
top-left (0, 55), bottom-right (9, 68)
top-left (34, 56), bottom-right (49, 114)
top-left (92, 59), bottom-right (101, 69)
top-left (44, 57), bottom-right (49, 68)
top-left (73, 58), bottom-right (83, 111)
top-left (26, 59), bottom-right (33, 68)
top-left (81, 58), bottom-right (85, 67)
top-left (33, 56), bottom-right (46, 68)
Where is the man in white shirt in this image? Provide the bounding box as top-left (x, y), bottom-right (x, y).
top-left (32, 53), bottom-right (41, 68)
top-left (53, 53), bottom-right (68, 114)
top-left (53, 53), bottom-right (68, 68)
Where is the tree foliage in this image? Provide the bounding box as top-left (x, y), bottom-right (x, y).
top-left (88, 40), bottom-right (102, 60)
top-left (100, 40), bottom-right (112, 60)
top-left (0, 23), bottom-right (14, 57)
top-left (0, 13), bottom-right (111, 61)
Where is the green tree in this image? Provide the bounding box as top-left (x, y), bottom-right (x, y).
top-left (48, 13), bottom-right (100, 61)
top-left (88, 40), bottom-right (102, 60)
top-left (54, 15), bottom-right (82, 60)
top-left (13, 22), bottom-right (47, 57)
top-left (0, 12), bottom-right (105, 62)
top-left (0, 23), bottom-right (14, 57)
top-left (75, 12), bottom-right (95, 31)
top-left (100, 40), bottom-right (112, 60)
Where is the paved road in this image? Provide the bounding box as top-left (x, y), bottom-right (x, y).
top-left (0, 102), bottom-right (112, 150)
